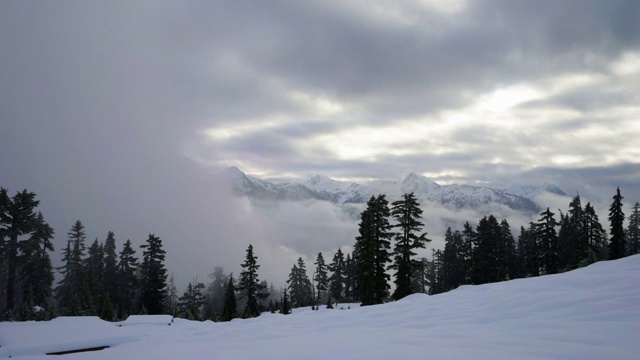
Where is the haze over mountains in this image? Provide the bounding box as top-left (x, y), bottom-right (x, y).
top-left (223, 167), bottom-right (567, 214)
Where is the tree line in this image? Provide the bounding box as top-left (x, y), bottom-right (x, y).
top-left (2, 186), bottom-right (639, 321)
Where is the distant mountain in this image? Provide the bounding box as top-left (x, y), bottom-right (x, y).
top-left (222, 167), bottom-right (566, 213)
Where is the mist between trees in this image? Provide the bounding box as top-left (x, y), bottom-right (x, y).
top-left (1, 186), bottom-right (639, 321)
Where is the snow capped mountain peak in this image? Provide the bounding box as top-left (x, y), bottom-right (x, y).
top-left (221, 167), bottom-right (564, 213)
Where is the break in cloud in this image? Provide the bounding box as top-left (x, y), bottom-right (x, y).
top-left (1, 0), bottom-right (639, 288)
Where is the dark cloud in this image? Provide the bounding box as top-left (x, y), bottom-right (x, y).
top-left (2, 0), bottom-right (639, 289)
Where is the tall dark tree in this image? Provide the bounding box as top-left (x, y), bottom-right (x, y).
top-left (1, 189), bottom-right (40, 315)
top-left (164, 273), bottom-right (178, 316)
top-left (499, 219), bottom-right (518, 280)
top-left (56, 220), bottom-right (90, 315)
top-left (627, 202), bottom-right (640, 255)
top-left (517, 223), bottom-right (539, 277)
top-left (389, 193), bottom-right (430, 300)
top-left (470, 215), bottom-right (501, 284)
top-left (237, 244), bottom-right (267, 318)
top-left (441, 227), bottom-right (466, 291)
top-left (287, 257), bottom-right (312, 308)
top-left (139, 234), bottom-right (168, 315)
top-left (204, 266), bottom-right (228, 319)
top-left (343, 252), bottom-right (358, 302)
top-left (313, 253), bottom-right (329, 305)
top-left (558, 195), bottom-right (584, 269)
top-left (178, 278), bottom-right (206, 320)
top-left (608, 187), bottom-right (626, 260)
top-left (354, 195), bottom-right (392, 305)
top-left (102, 231), bottom-right (118, 306)
top-left (328, 248), bottom-right (345, 302)
top-left (280, 285), bottom-right (291, 315)
top-left (537, 208), bottom-right (560, 274)
top-left (221, 274), bottom-right (237, 321)
top-left (18, 212), bottom-right (54, 314)
top-left (84, 238), bottom-right (104, 314)
top-left (461, 221), bottom-right (476, 283)
top-left (116, 239), bottom-right (138, 319)
top-left (583, 202), bottom-right (608, 262)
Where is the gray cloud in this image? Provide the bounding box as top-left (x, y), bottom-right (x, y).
top-left (2, 0), bottom-right (639, 289)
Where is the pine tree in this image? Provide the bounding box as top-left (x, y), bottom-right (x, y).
top-left (102, 231), bottom-right (118, 306)
top-left (287, 258), bottom-right (312, 308)
top-left (56, 220), bottom-right (90, 315)
top-left (441, 227), bottom-right (466, 291)
top-left (18, 212), bottom-right (54, 314)
top-left (626, 202), bottom-right (640, 255)
top-left (237, 245), bottom-right (268, 318)
top-left (354, 195), bottom-right (392, 305)
top-left (140, 234), bottom-right (168, 315)
top-left (280, 286), bottom-right (290, 315)
top-left (204, 266), bottom-right (228, 319)
top-left (583, 202), bottom-right (608, 262)
top-left (1, 189), bottom-right (40, 315)
top-left (85, 238), bottom-right (104, 314)
top-left (178, 278), bottom-right (206, 320)
top-left (313, 253), bottom-right (329, 305)
top-left (328, 249), bottom-right (345, 302)
top-left (537, 208), bottom-right (560, 274)
top-left (389, 193), bottom-right (430, 300)
top-left (116, 239), bottom-right (138, 319)
top-left (343, 253), bottom-right (358, 302)
top-left (608, 187), bottom-right (626, 260)
top-left (164, 273), bottom-right (179, 315)
top-left (517, 223), bottom-right (539, 277)
top-left (558, 195), bottom-right (584, 269)
top-left (221, 274), bottom-right (237, 321)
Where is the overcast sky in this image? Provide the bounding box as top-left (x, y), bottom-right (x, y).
top-left (2, 0), bottom-right (639, 288)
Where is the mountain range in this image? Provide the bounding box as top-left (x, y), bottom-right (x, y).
top-left (222, 167), bottom-right (567, 213)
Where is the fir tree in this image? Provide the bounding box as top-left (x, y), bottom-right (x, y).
top-left (287, 257), bottom-right (312, 308)
top-left (56, 220), bottom-right (90, 315)
top-left (116, 239), bottom-right (138, 319)
top-left (164, 273), bottom-right (179, 315)
top-left (204, 266), bottom-right (228, 319)
top-left (313, 253), bottom-right (329, 305)
top-left (1, 189), bottom-right (39, 315)
top-left (237, 245), bottom-right (267, 318)
top-left (178, 278), bottom-right (206, 320)
top-left (328, 249), bottom-right (345, 302)
top-left (354, 195), bottom-right (392, 305)
top-left (85, 238), bottom-right (104, 314)
top-left (608, 187), bottom-right (626, 260)
top-left (626, 202), bottom-right (640, 255)
top-left (537, 208), bottom-right (560, 274)
top-left (441, 227), bottom-right (466, 291)
top-left (102, 231), bottom-right (119, 306)
top-left (389, 193), bottom-right (430, 300)
top-left (18, 212), bottom-right (54, 313)
top-left (280, 286), bottom-right (290, 315)
top-left (583, 202), bottom-right (608, 262)
top-left (221, 274), bottom-right (237, 321)
top-left (140, 234), bottom-right (168, 315)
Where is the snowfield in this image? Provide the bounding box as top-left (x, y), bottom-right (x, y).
top-left (2, 255), bottom-right (639, 359)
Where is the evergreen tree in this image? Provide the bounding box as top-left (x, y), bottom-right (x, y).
top-left (389, 193), bottom-right (430, 300)
top-left (0, 189), bottom-right (39, 315)
top-left (343, 252), bottom-right (358, 302)
top-left (517, 223), bottom-right (540, 277)
top-left (441, 227), bottom-right (466, 291)
top-left (583, 202), bottom-right (608, 262)
top-left (354, 195), bottom-right (392, 305)
top-left (313, 253), bottom-right (329, 305)
top-left (116, 239), bottom-right (138, 319)
top-left (164, 273), bottom-right (179, 315)
top-left (178, 278), bottom-right (206, 320)
top-left (537, 208), bottom-right (560, 274)
top-left (102, 231), bottom-right (119, 307)
top-left (500, 219), bottom-right (518, 280)
top-left (328, 249), bottom-right (345, 302)
top-left (237, 245), bottom-right (268, 318)
top-left (626, 202), bottom-right (640, 255)
top-left (221, 274), bottom-right (237, 321)
top-left (280, 285), bottom-right (290, 315)
top-left (100, 295), bottom-right (116, 322)
top-left (84, 238), bottom-right (104, 314)
top-left (140, 234), bottom-right (168, 315)
top-left (18, 212), bottom-right (54, 314)
top-left (204, 266), bottom-right (228, 319)
top-left (608, 187), bottom-right (626, 260)
top-left (56, 220), bottom-right (91, 315)
top-left (287, 257), bottom-right (312, 308)
top-left (461, 221), bottom-right (476, 283)
top-left (558, 195), bottom-right (584, 269)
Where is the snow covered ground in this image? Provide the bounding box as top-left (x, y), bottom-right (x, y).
top-left (2, 255), bottom-right (639, 359)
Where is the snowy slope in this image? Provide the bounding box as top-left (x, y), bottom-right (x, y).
top-left (2, 255), bottom-right (639, 359)
top-left (224, 167), bottom-right (548, 212)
